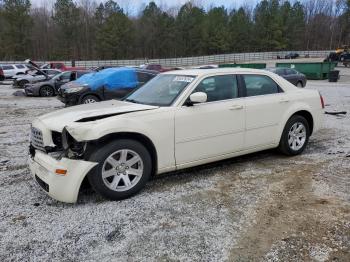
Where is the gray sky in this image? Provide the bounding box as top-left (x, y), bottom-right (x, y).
top-left (31, 0), bottom-right (259, 14)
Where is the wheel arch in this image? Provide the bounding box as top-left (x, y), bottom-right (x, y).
top-left (88, 132), bottom-right (158, 177)
top-left (290, 110), bottom-right (314, 135)
top-left (279, 109), bottom-right (314, 143)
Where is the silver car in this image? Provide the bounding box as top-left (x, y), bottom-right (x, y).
top-left (13, 69), bottom-right (61, 88)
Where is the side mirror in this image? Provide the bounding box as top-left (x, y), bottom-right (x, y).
top-left (189, 92), bottom-right (207, 104)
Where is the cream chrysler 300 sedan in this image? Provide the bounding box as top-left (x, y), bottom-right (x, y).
top-left (28, 68), bottom-right (324, 203)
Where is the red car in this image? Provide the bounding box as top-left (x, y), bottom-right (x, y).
top-left (143, 64), bottom-right (172, 72)
top-left (43, 62), bottom-right (85, 71)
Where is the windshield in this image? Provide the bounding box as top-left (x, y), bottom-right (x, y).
top-left (124, 74), bottom-right (195, 106)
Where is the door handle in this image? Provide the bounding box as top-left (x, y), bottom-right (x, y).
top-left (280, 98), bottom-right (290, 103)
top-left (229, 105), bottom-right (244, 110)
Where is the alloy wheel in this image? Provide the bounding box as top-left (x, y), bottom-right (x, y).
top-left (288, 122), bottom-right (306, 151)
top-left (102, 149), bottom-right (144, 192)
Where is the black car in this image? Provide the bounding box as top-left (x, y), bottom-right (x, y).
top-left (266, 67), bottom-right (307, 87)
top-left (58, 67), bottom-right (158, 106)
top-left (25, 70), bottom-right (91, 97)
top-left (285, 52), bottom-right (299, 59)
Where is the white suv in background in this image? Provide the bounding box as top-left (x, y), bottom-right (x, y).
top-left (0, 64), bottom-right (29, 78)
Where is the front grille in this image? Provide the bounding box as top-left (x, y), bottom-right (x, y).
top-left (31, 127), bottom-right (44, 150)
top-left (35, 175), bottom-right (49, 192)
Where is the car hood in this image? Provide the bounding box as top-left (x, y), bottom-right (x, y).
top-left (35, 100), bottom-right (159, 132)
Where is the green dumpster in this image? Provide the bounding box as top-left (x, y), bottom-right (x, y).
top-left (219, 63), bottom-right (267, 69)
top-left (275, 62), bottom-right (337, 80)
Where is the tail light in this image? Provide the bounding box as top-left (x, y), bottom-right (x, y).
top-left (0, 68), bottom-right (3, 76)
top-left (319, 93), bottom-right (325, 109)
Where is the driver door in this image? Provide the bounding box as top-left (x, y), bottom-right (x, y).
top-left (175, 74), bottom-right (245, 166)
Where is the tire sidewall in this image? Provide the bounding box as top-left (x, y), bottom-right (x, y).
top-left (280, 115), bottom-right (310, 155)
top-left (40, 85), bottom-right (54, 97)
top-left (81, 95), bottom-right (99, 104)
top-left (87, 139), bottom-right (152, 200)
top-left (19, 80), bottom-right (28, 88)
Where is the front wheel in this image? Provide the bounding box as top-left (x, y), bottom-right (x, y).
top-left (81, 95), bottom-right (100, 104)
top-left (18, 80), bottom-right (29, 88)
top-left (278, 115), bottom-right (310, 156)
top-left (87, 139), bottom-right (152, 200)
top-left (39, 85), bottom-right (55, 97)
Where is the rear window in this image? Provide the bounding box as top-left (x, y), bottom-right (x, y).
top-left (275, 68), bottom-right (285, 76)
top-left (243, 75), bottom-right (280, 97)
top-left (285, 69), bottom-right (297, 75)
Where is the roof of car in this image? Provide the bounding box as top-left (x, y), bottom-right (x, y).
top-left (162, 68), bottom-right (275, 76)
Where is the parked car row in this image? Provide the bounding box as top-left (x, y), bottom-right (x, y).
top-left (3, 60), bottom-right (309, 109)
top-left (13, 69), bottom-right (62, 88)
top-left (25, 70), bottom-right (91, 97)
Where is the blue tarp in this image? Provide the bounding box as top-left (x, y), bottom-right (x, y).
top-left (74, 67), bottom-right (138, 90)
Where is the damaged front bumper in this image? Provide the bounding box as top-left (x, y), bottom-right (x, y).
top-left (28, 150), bottom-right (97, 203)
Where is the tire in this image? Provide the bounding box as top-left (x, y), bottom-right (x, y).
top-left (278, 115), bottom-right (310, 156)
top-left (39, 85), bottom-right (55, 97)
top-left (87, 139), bottom-right (152, 200)
top-left (18, 80), bottom-right (29, 88)
top-left (296, 81), bottom-right (303, 88)
top-left (81, 95), bottom-right (100, 104)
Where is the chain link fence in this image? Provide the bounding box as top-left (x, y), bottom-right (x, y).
top-left (0, 50), bottom-right (330, 68)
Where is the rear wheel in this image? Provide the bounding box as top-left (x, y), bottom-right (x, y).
top-left (279, 115), bottom-right (310, 155)
top-left (81, 95), bottom-right (100, 104)
top-left (39, 85), bottom-right (55, 97)
top-left (87, 139), bottom-right (152, 200)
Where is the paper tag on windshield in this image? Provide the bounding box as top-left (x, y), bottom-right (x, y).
top-left (173, 76), bottom-right (194, 83)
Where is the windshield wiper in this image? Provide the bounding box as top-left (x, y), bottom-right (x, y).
top-left (124, 98), bottom-right (139, 104)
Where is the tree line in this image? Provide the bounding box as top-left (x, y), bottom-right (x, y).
top-left (0, 0), bottom-right (349, 61)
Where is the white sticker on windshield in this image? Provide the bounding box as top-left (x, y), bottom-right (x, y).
top-left (173, 76), bottom-right (194, 83)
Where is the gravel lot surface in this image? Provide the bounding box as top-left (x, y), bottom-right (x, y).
top-left (0, 67), bottom-right (349, 261)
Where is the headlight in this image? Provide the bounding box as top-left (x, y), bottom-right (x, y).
top-left (64, 86), bottom-right (86, 93)
top-left (62, 127), bottom-right (86, 157)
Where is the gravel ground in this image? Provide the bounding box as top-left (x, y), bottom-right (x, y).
top-left (0, 67), bottom-right (349, 261)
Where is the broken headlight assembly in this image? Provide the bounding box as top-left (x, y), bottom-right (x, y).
top-left (62, 127), bottom-right (87, 158)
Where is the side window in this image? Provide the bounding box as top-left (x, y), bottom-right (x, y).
top-left (15, 65), bottom-right (25, 69)
top-left (243, 75), bottom-right (280, 97)
top-left (47, 70), bottom-right (57, 75)
top-left (2, 65), bottom-right (14, 70)
top-left (52, 63), bottom-right (63, 70)
top-left (70, 72), bottom-right (77, 81)
top-left (137, 72), bottom-right (155, 84)
top-left (193, 75), bottom-right (238, 102)
top-left (60, 72), bottom-right (71, 80)
top-left (285, 69), bottom-right (296, 75)
top-left (275, 68), bottom-right (285, 76)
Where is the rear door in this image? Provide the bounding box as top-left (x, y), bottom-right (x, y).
top-left (241, 74), bottom-right (290, 149)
